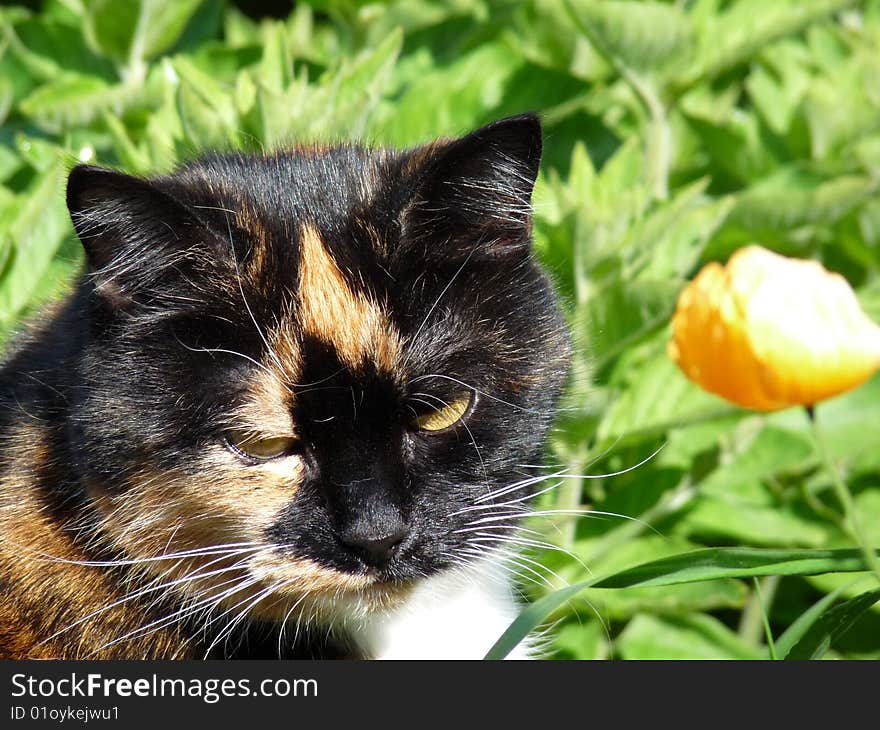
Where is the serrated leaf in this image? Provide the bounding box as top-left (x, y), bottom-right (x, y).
top-left (565, 0), bottom-right (694, 74)
top-left (682, 110), bottom-right (783, 184)
top-left (174, 57), bottom-right (239, 149)
top-left (804, 57), bottom-right (880, 161)
top-left (728, 171), bottom-right (877, 232)
top-left (0, 159), bottom-right (70, 326)
top-left (679, 0), bottom-right (862, 92)
top-left (8, 17), bottom-right (116, 81)
top-left (101, 111), bottom-right (151, 173)
top-left (553, 620), bottom-right (608, 660)
top-left (700, 425), bottom-right (814, 496)
top-left (15, 134), bottom-right (65, 172)
top-left (581, 278), bottom-right (678, 369)
top-left (253, 27), bottom-right (402, 145)
top-left (376, 40), bottom-right (518, 145)
top-left (258, 21), bottom-right (293, 94)
top-left (745, 46), bottom-right (811, 136)
top-left (684, 497), bottom-right (829, 547)
top-left (83, 0), bottom-right (203, 67)
top-left (566, 536), bottom-right (748, 620)
top-left (18, 74), bottom-right (143, 133)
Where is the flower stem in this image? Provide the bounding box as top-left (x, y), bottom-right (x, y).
top-left (806, 406), bottom-right (880, 584)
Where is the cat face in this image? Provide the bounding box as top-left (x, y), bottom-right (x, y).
top-left (65, 115), bottom-right (569, 621)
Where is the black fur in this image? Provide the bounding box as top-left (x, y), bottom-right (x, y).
top-left (0, 114), bottom-right (570, 658)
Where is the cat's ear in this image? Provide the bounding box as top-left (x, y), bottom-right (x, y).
top-left (66, 165), bottom-right (216, 309)
top-left (405, 113), bottom-right (542, 256)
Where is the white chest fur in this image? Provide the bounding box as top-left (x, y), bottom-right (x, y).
top-left (353, 561), bottom-right (531, 660)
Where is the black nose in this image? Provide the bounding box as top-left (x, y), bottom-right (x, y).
top-left (340, 522), bottom-right (410, 567)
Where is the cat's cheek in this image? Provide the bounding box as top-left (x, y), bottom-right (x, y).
top-left (84, 452), bottom-right (307, 597)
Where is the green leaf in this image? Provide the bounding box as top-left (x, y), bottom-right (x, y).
top-left (678, 0), bottom-right (862, 93)
top-left (680, 425), bottom-right (828, 547)
top-left (486, 547), bottom-right (872, 659)
top-left (173, 57), bottom-right (239, 149)
top-left (18, 74), bottom-right (144, 133)
top-left (774, 578), bottom-right (863, 659)
top-left (565, 0), bottom-right (694, 74)
top-left (258, 21), bottom-right (293, 94)
top-left (0, 158), bottom-right (71, 326)
top-left (7, 17), bottom-right (116, 81)
top-left (617, 612), bottom-right (761, 659)
top-left (681, 110), bottom-right (782, 184)
top-left (0, 145), bottom-right (21, 185)
top-left (597, 339), bottom-right (736, 447)
top-left (803, 54), bottom-right (880, 161)
top-left (745, 44), bottom-right (811, 137)
top-left (552, 620), bottom-right (608, 660)
top-left (101, 111), bottom-right (151, 173)
top-left (785, 588), bottom-right (880, 660)
top-left (683, 497), bottom-right (829, 547)
top-left (83, 0), bottom-right (203, 68)
top-left (566, 536), bottom-right (748, 620)
top-left (375, 40), bottom-right (519, 145)
top-left (581, 278), bottom-right (678, 370)
top-left (594, 548), bottom-right (871, 589)
top-left (258, 27), bottom-right (402, 144)
top-left (727, 171), bottom-right (877, 233)
top-left (15, 134), bottom-right (67, 172)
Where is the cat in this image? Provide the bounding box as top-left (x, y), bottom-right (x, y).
top-left (0, 113), bottom-right (570, 659)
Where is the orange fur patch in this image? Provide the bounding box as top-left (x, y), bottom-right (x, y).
top-left (298, 224), bottom-right (401, 371)
top-left (0, 424), bottom-right (187, 658)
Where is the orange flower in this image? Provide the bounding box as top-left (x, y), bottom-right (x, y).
top-left (668, 246), bottom-right (880, 411)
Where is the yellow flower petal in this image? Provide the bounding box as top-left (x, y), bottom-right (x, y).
top-left (669, 245), bottom-right (880, 411)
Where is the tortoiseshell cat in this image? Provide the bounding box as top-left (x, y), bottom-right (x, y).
top-left (0, 114), bottom-right (569, 659)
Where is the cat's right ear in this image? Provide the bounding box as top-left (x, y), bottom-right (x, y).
top-left (403, 113), bottom-right (542, 259)
top-left (66, 165), bottom-right (213, 309)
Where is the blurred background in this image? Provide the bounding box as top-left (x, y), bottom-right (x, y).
top-left (1, 0), bottom-right (879, 659)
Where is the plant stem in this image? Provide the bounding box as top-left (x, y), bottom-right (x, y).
top-left (807, 406), bottom-right (880, 585)
top-left (557, 446), bottom-right (589, 551)
top-left (564, 0), bottom-right (671, 200)
top-left (739, 575), bottom-right (779, 657)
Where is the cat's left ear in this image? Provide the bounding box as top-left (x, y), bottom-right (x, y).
top-left (66, 164), bottom-right (220, 310)
top-left (405, 113), bottom-right (542, 256)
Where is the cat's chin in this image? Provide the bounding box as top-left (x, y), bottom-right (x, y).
top-left (243, 577), bottom-right (418, 625)
top-left (241, 552), bottom-right (420, 621)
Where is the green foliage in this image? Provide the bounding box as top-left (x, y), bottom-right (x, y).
top-left (1, 0), bottom-right (879, 659)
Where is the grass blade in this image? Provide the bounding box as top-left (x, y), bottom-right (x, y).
top-left (485, 547), bottom-right (873, 659)
top-left (784, 588), bottom-right (880, 660)
top-left (591, 548), bottom-right (871, 589)
top-left (774, 578), bottom-right (865, 659)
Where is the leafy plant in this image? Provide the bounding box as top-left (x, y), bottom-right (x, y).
top-left (1, 0), bottom-right (879, 659)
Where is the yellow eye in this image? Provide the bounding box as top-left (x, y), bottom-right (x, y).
top-left (411, 391), bottom-right (473, 432)
top-left (226, 431), bottom-right (298, 461)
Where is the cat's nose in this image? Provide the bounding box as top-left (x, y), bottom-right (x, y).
top-left (340, 521), bottom-right (410, 567)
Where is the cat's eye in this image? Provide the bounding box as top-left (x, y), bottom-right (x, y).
top-left (410, 390), bottom-right (474, 432)
top-left (225, 431), bottom-right (299, 461)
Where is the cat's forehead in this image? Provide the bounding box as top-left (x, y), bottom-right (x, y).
top-left (222, 218), bottom-right (406, 433)
top-left (276, 221), bottom-right (403, 378)
top-left (170, 149), bottom-right (411, 380)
